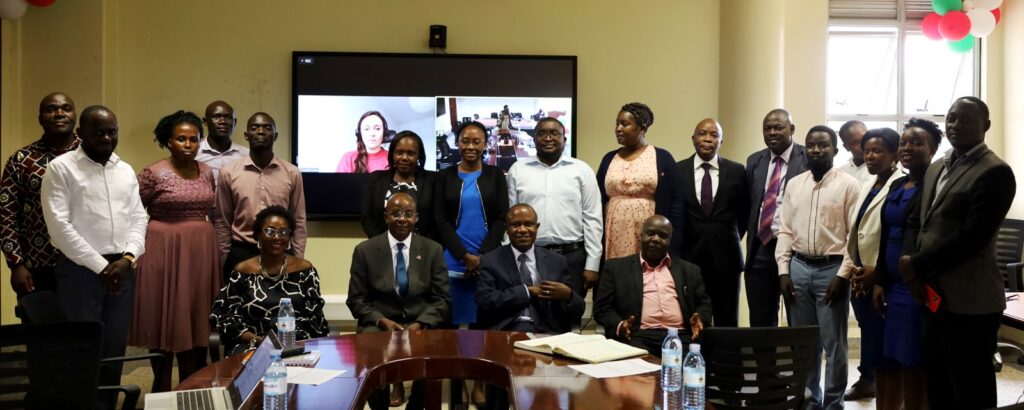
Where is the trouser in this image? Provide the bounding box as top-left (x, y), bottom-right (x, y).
top-left (222, 241), bottom-right (260, 283)
top-left (787, 257), bottom-right (848, 410)
top-left (14, 265), bottom-right (57, 321)
top-left (925, 310), bottom-right (1000, 410)
top-left (541, 243), bottom-right (586, 294)
top-left (693, 256), bottom-right (740, 327)
top-left (850, 292), bottom-right (884, 384)
top-left (745, 239), bottom-right (783, 327)
top-left (55, 255), bottom-right (134, 409)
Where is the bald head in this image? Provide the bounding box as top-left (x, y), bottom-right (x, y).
top-left (639, 215), bottom-right (672, 263)
top-left (691, 118), bottom-right (723, 161)
top-left (77, 105), bottom-right (119, 165)
top-left (38, 92), bottom-right (76, 138)
top-left (507, 203), bottom-right (540, 252)
top-left (762, 108), bottom-right (795, 155)
top-left (384, 192), bottom-right (418, 240)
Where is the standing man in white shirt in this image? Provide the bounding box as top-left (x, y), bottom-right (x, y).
top-left (776, 125), bottom-right (861, 410)
top-left (506, 117), bottom-right (602, 305)
top-left (838, 120), bottom-right (871, 184)
top-left (41, 105), bottom-right (148, 407)
top-left (196, 100), bottom-right (248, 183)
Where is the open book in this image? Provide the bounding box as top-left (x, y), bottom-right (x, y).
top-left (513, 332), bottom-right (648, 364)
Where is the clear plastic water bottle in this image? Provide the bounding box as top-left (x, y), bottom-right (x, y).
top-left (263, 349), bottom-right (288, 410)
top-left (277, 298), bottom-right (296, 347)
top-left (683, 343), bottom-right (706, 410)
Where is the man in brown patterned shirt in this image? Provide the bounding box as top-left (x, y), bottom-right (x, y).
top-left (1, 92), bottom-right (80, 319)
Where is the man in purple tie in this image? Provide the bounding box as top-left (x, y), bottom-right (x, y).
top-left (743, 109), bottom-right (808, 327)
top-left (676, 118), bottom-right (749, 327)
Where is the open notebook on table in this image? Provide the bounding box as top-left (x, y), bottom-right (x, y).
top-left (513, 332), bottom-right (647, 364)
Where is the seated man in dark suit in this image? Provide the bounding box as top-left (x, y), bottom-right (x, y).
top-left (476, 203), bottom-right (585, 333)
top-left (594, 215), bottom-right (711, 356)
top-left (347, 192), bottom-right (451, 410)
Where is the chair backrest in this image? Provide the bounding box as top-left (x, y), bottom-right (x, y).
top-left (997, 219), bottom-right (1024, 291)
top-left (699, 326), bottom-right (820, 410)
top-left (0, 321), bottom-right (104, 409)
top-left (17, 291), bottom-right (69, 324)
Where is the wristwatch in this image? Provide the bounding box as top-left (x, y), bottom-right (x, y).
top-left (122, 252), bottom-right (137, 269)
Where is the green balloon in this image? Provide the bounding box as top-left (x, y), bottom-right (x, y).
top-left (932, 0), bottom-right (962, 15)
top-left (948, 35), bottom-right (975, 53)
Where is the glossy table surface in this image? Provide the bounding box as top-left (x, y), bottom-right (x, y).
top-left (177, 330), bottom-right (667, 409)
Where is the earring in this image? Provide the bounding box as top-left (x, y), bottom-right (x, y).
top-left (287, 242), bottom-right (292, 250)
top-left (257, 242), bottom-right (262, 250)
top-left (891, 161), bottom-right (897, 171)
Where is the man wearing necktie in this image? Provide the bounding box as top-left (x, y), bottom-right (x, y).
top-left (676, 118), bottom-right (749, 328)
top-left (347, 192), bottom-right (450, 410)
top-left (743, 109), bottom-right (808, 328)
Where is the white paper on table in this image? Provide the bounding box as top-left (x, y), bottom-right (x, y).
top-left (285, 367), bottom-right (346, 385)
top-left (568, 358), bottom-right (661, 379)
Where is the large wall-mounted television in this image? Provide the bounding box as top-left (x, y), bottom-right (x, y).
top-left (292, 52), bottom-right (577, 220)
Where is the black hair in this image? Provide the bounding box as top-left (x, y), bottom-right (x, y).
top-left (248, 111), bottom-right (276, 126)
top-left (860, 127), bottom-right (900, 153)
top-left (456, 121), bottom-right (488, 138)
top-left (79, 105), bottom-right (114, 127)
top-left (620, 102), bottom-right (654, 129)
top-left (807, 125), bottom-right (838, 148)
top-left (536, 117), bottom-right (565, 134)
top-left (904, 117), bottom-right (943, 150)
top-left (387, 130), bottom-right (427, 169)
top-left (153, 110), bottom-right (203, 149)
top-left (955, 96), bottom-right (989, 120)
top-left (252, 205), bottom-right (297, 241)
top-left (838, 120), bottom-right (865, 143)
top-left (353, 111), bottom-right (389, 173)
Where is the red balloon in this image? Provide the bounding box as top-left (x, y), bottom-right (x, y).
top-left (992, 8), bottom-right (1001, 24)
top-left (922, 12), bottom-right (943, 40)
top-left (27, 0), bottom-right (54, 6)
top-left (938, 11), bottom-right (971, 41)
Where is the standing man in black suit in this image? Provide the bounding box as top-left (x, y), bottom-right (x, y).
top-left (677, 118), bottom-right (749, 327)
top-left (476, 204), bottom-right (585, 333)
top-left (899, 97), bottom-right (1015, 409)
top-left (347, 192), bottom-right (450, 410)
top-left (744, 109), bottom-right (807, 327)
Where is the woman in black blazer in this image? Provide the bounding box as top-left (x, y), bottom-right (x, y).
top-left (360, 131), bottom-right (436, 240)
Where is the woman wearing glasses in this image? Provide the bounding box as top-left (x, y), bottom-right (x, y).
top-left (211, 206), bottom-right (328, 355)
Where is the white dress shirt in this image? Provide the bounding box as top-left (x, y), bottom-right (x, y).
top-left (693, 155), bottom-right (720, 202)
top-left (759, 144), bottom-right (793, 238)
top-left (195, 138), bottom-right (249, 183)
top-left (512, 245), bottom-right (539, 321)
top-left (387, 232), bottom-right (412, 296)
top-left (506, 155), bottom-right (603, 271)
top-left (839, 157), bottom-right (871, 184)
top-left (41, 148), bottom-right (148, 274)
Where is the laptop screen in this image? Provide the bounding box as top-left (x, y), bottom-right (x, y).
top-left (228, 335), bottom-right (274, 408)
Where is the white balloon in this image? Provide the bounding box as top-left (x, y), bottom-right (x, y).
top-left (0, 0), bottom-right (28, 20)
top-left (968, 8), bottom-right (997, 37)
top-left (973, 0), bottom-right (1002, 10)
top-left (962, 0), bottom-right (976, 11)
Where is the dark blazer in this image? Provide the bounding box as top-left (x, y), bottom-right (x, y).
top-left (876, 175), bottom-right (923, 287)
top-left (360, 168), bottom-right (437, 241)
top-left (474, 245), bottom-right (585, 333)
top-left (593, 254), bottom-right (712, 340)
top-left (346, 233), bottom-right (451, 332)
top-left (744, 144), bottom-right (808, 270)
top-left (677, 154), bottom-right (749, 274)
top-left (596, 147), bottom-right (685, 256)
top-left (911, 144), bottom-right (1015, 315)
top-left (434, 164), bottom-right (509, 260)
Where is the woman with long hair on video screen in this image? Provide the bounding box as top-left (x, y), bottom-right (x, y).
top-left (336, 110), bottom-right (390, 173)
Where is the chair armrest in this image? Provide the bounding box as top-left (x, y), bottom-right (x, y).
top-left (98, 384), bottom-right (141, 410)
top-left (209, 329), bottom-right (222, 362)
top-left (101, 353), bottom-right (166, 365)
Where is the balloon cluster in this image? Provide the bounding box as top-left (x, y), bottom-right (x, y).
top-left (922, 0), bottom-right (1002, 53)
top-left (0, 0), bottom-right (54, 21)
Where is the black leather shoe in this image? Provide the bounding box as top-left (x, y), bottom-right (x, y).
top-left (843, 379), bottom-right (876, 400)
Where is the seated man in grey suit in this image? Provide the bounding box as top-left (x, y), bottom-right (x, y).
top-left (594, 215), bottom-right (711, 357)
top-left (347, 192), bottom-right (450, 410)
top-left (476, 203), bottom-right (585, 333)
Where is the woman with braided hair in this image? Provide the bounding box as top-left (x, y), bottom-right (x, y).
top-left (596, 102), bottom-right (685, 260)
top-left (129, 110), bottom-right (221, 391)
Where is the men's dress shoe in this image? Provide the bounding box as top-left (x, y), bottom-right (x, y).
top-left (843, 379), bottom-right (876, 400)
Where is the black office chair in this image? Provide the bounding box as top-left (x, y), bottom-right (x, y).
top-left (0, 321), bottom-right (140, 410)
top-left (699, 326), bottom-right (820, 409)
top-left (995, 218), bottom-right (1024, 372)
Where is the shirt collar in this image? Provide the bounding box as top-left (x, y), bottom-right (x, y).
top-left (943, 143), bottom-right (987, 172)
top-left (199, 138), bottom-right (243, 155)
top-left (30, 136), bottom-right (81, 154)
top-left (812, 167), bottom-right (843, 187)
top-left (694, 154), bottom-right (719, 171)
top-left (846, 157), bottom-right (864, 170)
top-left (73, 146), bottom-right (120, 167)
top-left (387, 232), bottom-right (412, 251)
top-left (770, 144), bottom-right (794, 164)
top-left (511, 245), bottom-right (536, 263)
top-left (526, 154), bottom-right (572, 168)
top-left (243, 154), bottom-right (281, 170)
top-left (639, 253), bottom-right (671, 272)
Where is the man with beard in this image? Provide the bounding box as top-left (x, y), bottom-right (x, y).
top-left (196, 100), bottom-right (248, 182)
top-left (776, 125), bottom-right (861, 410)
top-left (506, 117), bottom-right (601, 303)
top-left (2, 92), bottom-right (81, 319)
top-left (214, 112), bottom-right (307, 281)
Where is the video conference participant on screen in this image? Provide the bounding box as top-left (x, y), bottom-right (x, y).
top-left (336, 110), bottom-right (391, 173)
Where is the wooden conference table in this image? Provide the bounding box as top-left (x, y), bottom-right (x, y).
top-left (177, 330), bottom-right (667, 409)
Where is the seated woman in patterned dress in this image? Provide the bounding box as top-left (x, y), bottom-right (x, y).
top-left (210, 206), bottom-right (328, 354)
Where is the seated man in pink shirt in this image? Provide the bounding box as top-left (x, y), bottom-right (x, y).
top-left (593, 215), bottom-right (711, 356)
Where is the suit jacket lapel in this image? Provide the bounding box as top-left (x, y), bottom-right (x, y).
top-left (681, 157), bottom-right (697, 206)
top-left (785, 145), bottom-right (806, 181)
top-left (711, 160), bottom-right (733, 216)
top-left (671, 260), bottom-right (687, 318)
top-left (753, 151), bottom-right (769, 202)
top-left (631, 256), bottom-right (644, 311)
top-left (407, 235), bottom-right (425, 294)
top-left (376, 235), bottom-right (396, 295)
top-left (929, 151), bottom-right (983, 220)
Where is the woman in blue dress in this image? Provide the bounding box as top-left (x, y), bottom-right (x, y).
top-left (871, 118), bottom-right (941, 410)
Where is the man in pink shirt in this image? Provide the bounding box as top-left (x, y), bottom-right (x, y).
top-left (776, 125), bottom-right (861, 410)
top-left (593, 215), bottom-right (711, 356)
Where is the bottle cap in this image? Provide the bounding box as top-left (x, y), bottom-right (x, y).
top-left (270, 349), bottom-right (282, 357)
top-left (280, 298), bottom-right (292, 305)
top-left (689, 343), bottom-right (700, 352)
top-left (667, 328), bottom-right (678, 336)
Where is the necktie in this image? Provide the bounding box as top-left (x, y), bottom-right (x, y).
top-left (518, 253), bottom-right (535, 320)
top-left (700, 163), bottom-right (713, 217)
top-left (758, 156), bottom-right (784, 245)
top-left (396, 243), bottom-right (409, 297)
